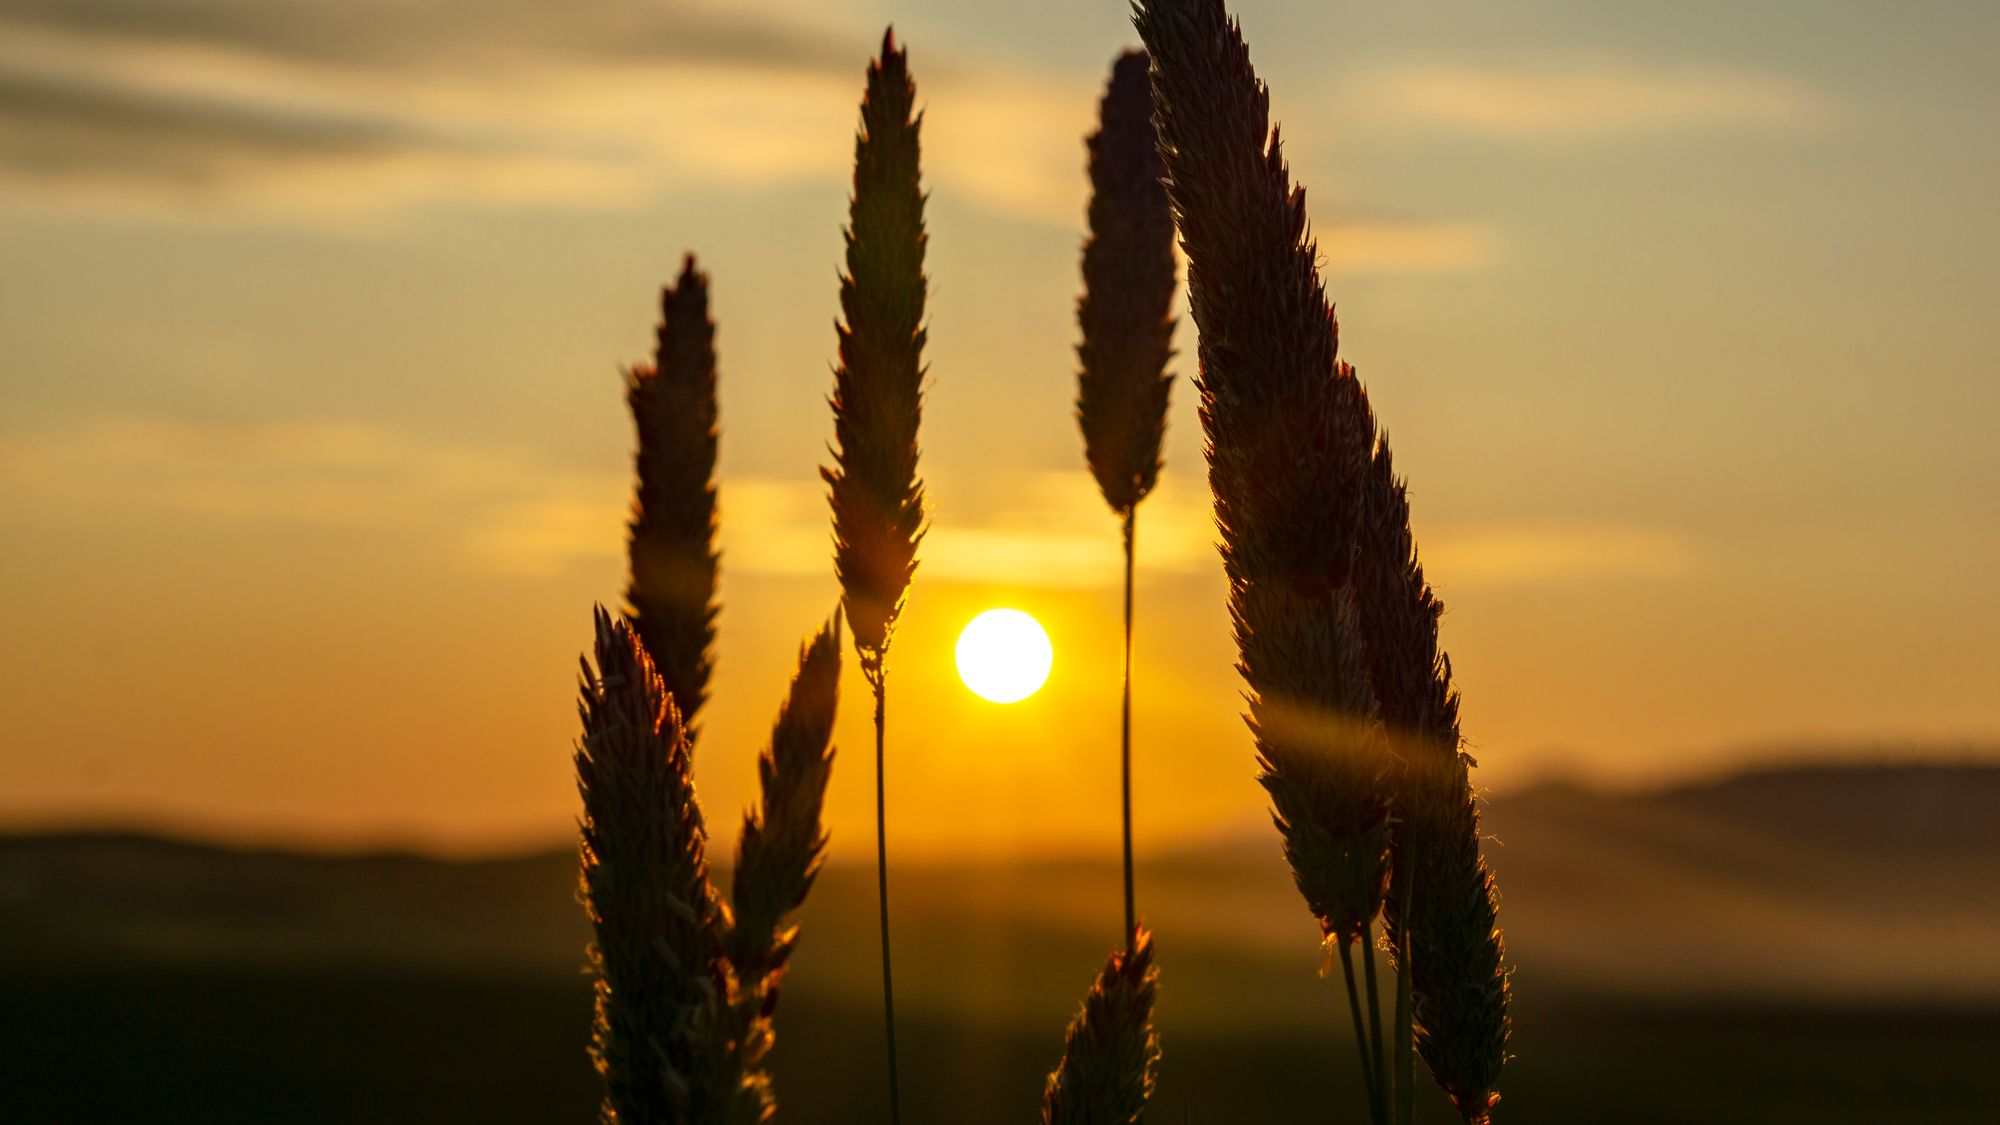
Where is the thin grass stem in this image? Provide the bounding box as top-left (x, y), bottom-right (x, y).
top-left (1336, 939), bottom-right (1385, 1124)
top-left (1121, 507), bottom-right (1138, 956)
top-left (1362, 920), bottom-right (1390, 1125)
top-left (871, 673), bottom-right (902, 1124)
top-left (1393, 841), bottom-right (1417, 1125)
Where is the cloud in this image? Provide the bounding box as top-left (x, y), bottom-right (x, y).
top-left (727, 470), bottom-right (1227, 588)
top-left (0, 2), bottom-right (1497, 255)
top-left (0, 0), bottom-right (858, 77)
top-left (0, 65), bottom-right (459, 207)
top-left (671, 473), bottom-right (1698, 590)
top-left (1361, 61), bottom-right (1831, 138)
top-left (0, 418), bottom-right (1702, 589)
top-left (1322, 220), bottom-right (1500, 276)
top-left (0, 8), bottom-right (1121, 228)
top-left (0, 416), bottom-right (625, 577)
top-left (0, 419), bottom-right (1209, 588)
top-left (0, 0), bottom-right (875, 218)
top-left (1424, 523), bottom-right (1701, 587)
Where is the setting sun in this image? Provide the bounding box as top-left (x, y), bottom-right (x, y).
top-left (955, 609), bottom-right (1055, 703)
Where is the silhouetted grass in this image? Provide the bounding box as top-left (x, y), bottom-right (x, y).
top-left (625, 256), bottom-right (720, 732)
top-left (1041, 927), bottom-right (1161, 1125)
top-left (1134, 1), bottom-right (1508, 1120)
top-left (1061, 45), bottom-right (1177, 1120)
top-left (822, 28), bottom-right (931, 1124)
top-left (575, 609), bottom-right (729, 1122)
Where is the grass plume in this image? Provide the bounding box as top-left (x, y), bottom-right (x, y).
top-left (574, 607), bottom-right (728, 1123)
top-left (1133, 0), bottom-right (1390, 950)
top-left (821, 28), bottom-right (929, 1123)
top-left (727, 619), bottom-right (841, 1018)
top-left (1363, 437), bottom-right (1511, 1124)
top-left (825, 28), bottom-right (928, 680)
top-left (1136, 1), bottom-right (1506, 1120)
top-left (625, 255), bottom-right (721, 731)
top-left (575, 606), bottom-right (844, 1125)
top-left (1076, 47), bottom-right (1178, 956)
top-left (1078, 48), bottom-right (1176, 520)
top-left (1041, 927), bottom-right (1161, 1125)
top-left (1137, 0), bottom-right (1511, 1118)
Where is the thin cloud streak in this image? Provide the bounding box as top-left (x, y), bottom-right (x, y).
top-left (1323, 220), bottom-right (1499, 275)
top-left (0, 12), bottom-right (1498, 259)
top-left (0, 420), bottom-right (1701, 589)
top-left (1360, 60), bottom-right (1832, 138)
top-left (0, 0), bottom-right (861, 78)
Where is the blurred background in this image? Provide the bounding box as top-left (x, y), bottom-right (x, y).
top-left (2, 0), bottom-right (1996, 1120)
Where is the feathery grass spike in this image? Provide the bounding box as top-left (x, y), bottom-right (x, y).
top-left (1077, 48), bottom-right (1177, 954)
top-left (574, 606), bottom-right (727, 1123)
top-left (1078, 49), bottom-right (1176, 518)
top-left (713, 617), bottom-right (843, 1125)
top-left (625, 255), bottom-right (720, 731)
top-left (1133, 0), bottom-right (1390, 948)
top-left (728, 618), bottom-right (841, 1008)
top-left (1041, 927), bottom-right (1161, 1125)
top-left (1134, 0), bottom-right (1405, 1118)
top-left (1363, 433), bottom-right (1511, 1124)
top-left (822, 28), bottom-right (928, 1123)
top-left (825, 28), bottom-right (928, 683)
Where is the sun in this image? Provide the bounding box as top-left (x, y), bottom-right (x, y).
top-left (955, 609), bottom-right (1054, 704)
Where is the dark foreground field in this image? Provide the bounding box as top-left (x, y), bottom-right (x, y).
top-left (2, 968), bottom-right (1996, 1124)
top-left (5, 762), bottom-right (1999, 1122)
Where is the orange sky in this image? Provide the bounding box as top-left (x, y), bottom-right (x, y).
top-left (1, 0), bottom-right (1995, 857)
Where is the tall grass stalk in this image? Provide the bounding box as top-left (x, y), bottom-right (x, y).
top-left (1133, 0), bottom-right (1472, 1120)
top-left (1131, 0), bottom-right (1392, 939)
top-left (625, 256), bottom-right (720, 732)
top-left (1076, 48), bottom-right (1177, 956)
top-left (822, 28), bottom-right (929, 1124)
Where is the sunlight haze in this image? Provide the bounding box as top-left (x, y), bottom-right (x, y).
top-left (2, 0), bottom-right (1995, 857)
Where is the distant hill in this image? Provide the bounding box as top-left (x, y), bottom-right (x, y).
top-left (1479, 761), bottom-right (2000, 999)
top-left (3, 760), bottom-right (1998, 1009)
top-left (1647, 760), bottom-right (2000, 852)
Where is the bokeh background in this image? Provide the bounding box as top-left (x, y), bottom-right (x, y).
top-left (2, 0), bottom-right (1996, 1120)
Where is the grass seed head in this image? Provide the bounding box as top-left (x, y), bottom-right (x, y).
top-left (625, 255), bottom-right (721, 731)
top-left (1078, 48), bottom-right (1177, 516)
top-left (728, 618), bottom-right (841, 1001)
top-left (574, 607), bottom-right (727, 1122)
top-left (824, 28), bottom-right (929, 680)
top-left (1133, 0), bottom-right (1390, 943)
top-left (1042, 927), bottom-right (1162, 1125)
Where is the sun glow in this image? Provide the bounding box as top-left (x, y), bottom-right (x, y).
top-left (954, 609), bottom-right (1054, 704)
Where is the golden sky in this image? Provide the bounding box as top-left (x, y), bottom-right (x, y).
top-left (1, 0), bottom-right (1995, 857)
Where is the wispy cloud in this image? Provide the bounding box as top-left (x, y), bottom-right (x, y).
top-left (0, 420), bottom-right (1200, 585)
top-left (0, 416), bottom-right (624, 577)
top-left (0, 13), bottom-right (1090, 225)
top-left (0, 1), bottom-right (1494, 255)
top-left (0, 0), bottom-right (859, 77)
top-left (0, 14), bottom-right (851, 218)
top-left (1425, 523), bottom-right (1701, 587)
top-left (1361, 60), bottom-right (1831, 139)
top-left (721, 471), bottom-right (1214, 587)
top-left (1323, 220), bottom-right (1500, 276)
top-left (0, 419), bottom-right (1700, 589)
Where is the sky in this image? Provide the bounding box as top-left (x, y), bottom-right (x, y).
top-left (1, 0), bottom-right (1995, 858)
